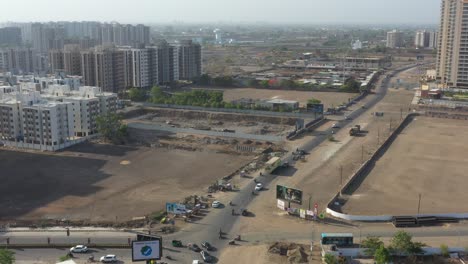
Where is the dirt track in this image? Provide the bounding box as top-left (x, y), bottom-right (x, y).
top-left (342, 117), bottom-right (468, 215)
top-left (0, 143), bottom-right (252, 222)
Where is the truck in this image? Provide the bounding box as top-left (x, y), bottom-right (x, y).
top-left (349, 125), bottom-right (362, 136)
top-left (265, 157), bottom-right (282, 174)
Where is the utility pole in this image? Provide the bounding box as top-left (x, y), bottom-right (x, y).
top-left (417, 193), bottom-right (422, 216)
top-left (361, 145), bottom-right (364, 164)
top-left (400, 108), bottom-right (403, 120)
top-left (389, 117), bottom-right (393, 132)
top-left (339, 165), bottom-right (343, 196)
top-left (308, 195), bottom-right (312, 210)
top-left (377, 127), bottom-right (380, 146)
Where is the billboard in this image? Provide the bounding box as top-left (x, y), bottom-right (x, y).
top-left (166, 203), bottom-right (187, 215)
top-left (306, 103), bottom-right (324, 114)
top-left (276, 185), bottom-right (303, 205)
top-left (132, 240), bottom-right (162, 261)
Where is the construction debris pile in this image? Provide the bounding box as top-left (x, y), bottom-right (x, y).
top-left (268, 242), bottom-right (311, 263)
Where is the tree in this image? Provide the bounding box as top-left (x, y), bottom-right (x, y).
top-left (307, 98), bottom-right (322, 105)
top-left (440, 244), bottom-right (449, 257)
top-left (259, 80), bottom-right (270, 88)
top-left (128, 87), bottom-right (146, 102)
top-left (150, 86), bottom-right (166, 103)
top-left (197, 74), bottom-right (212, 85)
top-left (0, 248), bottom-right (15, 264)
top-left (374, 244), bottom-right (391, 264)
top-left (341, 78), bottom-right (361, 93)
top-left (362, 236), bottom-right (384, 256)
top-left (96, 113), bottom-right (128, 144)
top-left (390, 231), bottom-right (425, 256)
top-left (324, 253), bottom-right (337, 264)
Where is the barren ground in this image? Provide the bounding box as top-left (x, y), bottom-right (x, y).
top-left (221, 88), bottom-right (356, 108)
top-left (342, 116), bottom-right (468, 215)
top-left (0, 142), bottom-right (252, 222)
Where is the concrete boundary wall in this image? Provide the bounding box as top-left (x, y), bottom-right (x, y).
top-left (1, 135), bottom-right (95, 152)
top-left (326, 113), bottom-right (420, 221)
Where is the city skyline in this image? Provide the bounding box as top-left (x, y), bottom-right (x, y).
top-left (0, 0), bottom-right (440, 25)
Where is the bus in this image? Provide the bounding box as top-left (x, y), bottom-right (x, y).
top-left (320, 233), bottom-right (353, 247)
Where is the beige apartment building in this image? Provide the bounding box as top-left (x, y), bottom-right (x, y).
top-left (436, 0), bottom-right (468, 88)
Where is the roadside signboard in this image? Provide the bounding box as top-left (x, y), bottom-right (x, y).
top-left (300, 209), bottom-right (306, 219)
top-left (306, 103), bottom-right (324, 114)
top-left (132, 233), bottom-right (162, 262)
top-left (276, 185), bottom-right (303, 205)
top-left (166, 202), bottom-right (187, 215)
top-left (277, 199), bottom-right (285, 210)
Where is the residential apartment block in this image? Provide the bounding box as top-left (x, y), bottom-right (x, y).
top-left (386, 30), bottom-right (404, 48)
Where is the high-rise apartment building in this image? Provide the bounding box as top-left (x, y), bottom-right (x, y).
top-left (436, 0), bottom-right (468, 88)
top-left (0, 48), bottom-right (35, 73)
top-left (415, 30), bottom-right (431, 48)
top-left (63, 44), bottom-right (82, 76)
top-left (0, 27), bottom-right (22, 46)
top-left (49, 49), bottom-right (65, 72)
top-left (429, 31), bottom-right (439, 49)
top-left (178, 40), bottom-right (202, 81)
top-left (386, 30), bottom-right (404, 48)
top-left (156, 40), bottom-right (179, 84)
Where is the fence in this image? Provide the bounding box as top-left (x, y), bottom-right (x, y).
top-left (128, 122), bottom-right (284, 142)
top-left (1, 136), bottom-right (94, 152)
top-left (142, 102), bottom-right (318, 119)
top-left (326, 113), bottom-right (419, 221)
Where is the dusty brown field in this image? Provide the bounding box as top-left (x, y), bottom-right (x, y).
top-left (343, 117), bottom-right (468, 215)
top-left (222, 88), bottom-right (356, 108)
top-left (0, 143), bottom-right (252, 222)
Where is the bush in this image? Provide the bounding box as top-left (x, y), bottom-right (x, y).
top-left (150, 210), bottom-right (167, 221)
top-left (440, 244), bottom-right (449, 257)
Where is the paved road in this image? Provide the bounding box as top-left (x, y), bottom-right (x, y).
top-left (0, 63), bottom-right (428, 263)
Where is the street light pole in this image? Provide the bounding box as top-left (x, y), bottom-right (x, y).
top-left (339, 165), bottom-right (343, 196)
top-left (417, 193), bottom-right (422, 216)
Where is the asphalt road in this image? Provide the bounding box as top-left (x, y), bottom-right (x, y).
top-left (0, 63), bottom-right (427, 263)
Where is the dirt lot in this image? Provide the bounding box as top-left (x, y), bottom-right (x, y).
top-left (0, 142), bottom-right (252, 222)
top-left (222, 88), bottom-right (356, 109)
top-left (342, 116), bottom-right (468, 215)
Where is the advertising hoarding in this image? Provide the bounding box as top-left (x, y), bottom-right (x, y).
top-left (166, 203), bottom-right (187, 215)
top-left (306, 103), bottom-right (324, 113)
top-left (276, 185), bottom-right (303, 205)
top-left (132, 240), bottom-right (162, 261)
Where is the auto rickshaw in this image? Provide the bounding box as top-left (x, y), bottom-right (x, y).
top-left (172, 240), bottom-right (183, 247)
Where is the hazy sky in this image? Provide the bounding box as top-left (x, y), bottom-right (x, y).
top-left (0, 0), bottom-right (440, 24)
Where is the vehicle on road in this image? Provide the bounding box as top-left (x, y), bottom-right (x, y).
top-left (212, 201), bottom-right (221, 208)
top-left (192, 260), bottom-right (202, 264)
top-left (172, 239), bottom-right (183, 247)
top-left (331, 123), bottom-right (339, 128)
top-left (70, 245), bottom-right (88, 253)
top-left (200, 250), bottom-right (212, 262)
top-left (349, 125), bottom-right (362, 136)
top-left (254, 183), bottom-right (263, 191)
top-left (201, 241), bottom-right (214, 251)
top-left (321, 233), bottom-right (353, 247)
top-left (344, 116), bottom-right (351, 120)
top-left (241, 209), bottom-right (249, 216)
top-left (188, 243), bottom-right (201, 252)
top-left (100, 255), bottom-right (117, 263)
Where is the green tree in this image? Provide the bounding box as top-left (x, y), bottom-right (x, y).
top-left (260, 80), bottom-right (270, 88)
top-left (341, 78), bottom-right (362, 93)
top-left (150, 86), bottom-right (166, 103)
top-left (362, 236), bottom-right (384, 256)
top-left (248, 79), bottom-right (260, 87)
top-left (390, 231), bottom-right (425, 256)
top-left (128, 87), bottom-right (146, 102)
top-left (440, 244), bottom-right (449, 257)
top-left (0, 248), bottom-right (15, 264)
top-left (374, 244), bottom-right (391, 264)
top-left (197, 74), bottom-right (212, 85)
top-left (96, 113), bottom-right (128, 144)
top-left (307, 98), bottom-right (322, 104)
top-left (324, 253), bottom-right (337, 264)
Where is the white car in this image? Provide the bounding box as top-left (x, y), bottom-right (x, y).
top-left (255, 183), bottom-right (263, 191)
top-left (192, 260), bottom-right (202, 264)
top-left (332, 123), bottom-right (339, 128)
top-left (70, 245), bottom-right (88, 253)
top-left (100, 255), bottom-right (117, 263)
top-left (212, 201), bottom-right (221, 208)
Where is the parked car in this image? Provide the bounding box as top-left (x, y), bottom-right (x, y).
top-left (188, 243), bottom-right (201, 252)
top-left (201, 241), bottom-right (214, 251)
top-left (331, 123), bottom-right (339, 128)
top-left (192, 260), bottom-right (202, 264)
top-left (100, 255), bottom-right (117, 263)
top-left (211, 201), bottom-right (221, 208)
top-left (254, 183), bottom-right (263, 191)
top-left (70, 245), bottom-right (88, 253)
top-left (200, 250), bottom-right (212, 262)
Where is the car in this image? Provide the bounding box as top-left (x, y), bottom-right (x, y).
top-left (100, 254), bottom-right (117, 263)
top-left (201, 241), bottom-right (214, 251)
top-left (331, 123), bottom-right (339, 128)
top-left (192, 260), bottom-right (203, 264)
top-left (200, 250), bottom-right (212, 262)
top-left (255, 183), bottom-right (263, 191)
top-left (188, 243), bottom-right (201, 252)
top-left (70, 245), bottom-right (88, 253)
top-left (241, 209), bottom-right (249, 216)
top-left (344, 116), bottom-right (352, 120)
top-left (211, 201), bottom-right (221, 208)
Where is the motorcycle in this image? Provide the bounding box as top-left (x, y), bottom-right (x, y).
top-left (228, 240), bottom-right (236, 245)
